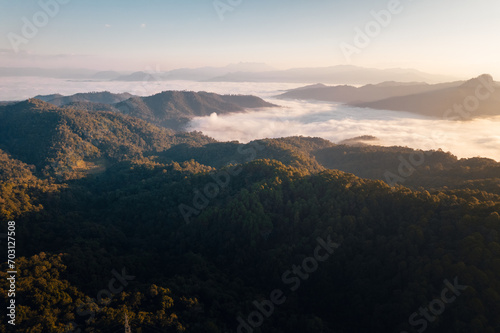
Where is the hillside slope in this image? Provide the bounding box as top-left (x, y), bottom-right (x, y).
top-left (35, 91), bottom-right (134, 106)
top-left (353, 74), bottom-right (500, 119)
top-left (0, 99), bottom-right (215, 179)
top-left (278, 81), bottom-right (460, 103)
top-left (278, 75), bottom-right (500, 119)
top-left (115, 91), bottom-right (278, 130)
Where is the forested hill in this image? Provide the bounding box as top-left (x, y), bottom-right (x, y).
top-left (114, 91), bottom-right (278, 130)
top-left (0, 99), bottom-right (215, 179)
top-left (33, 90), bottom-right (279, 131)
top-left (0, 99), bottom-right (498, 190)
top-left (0, 101), bottom-right (499, 332)
top-left (158, 136), bottom-right (500, 195)
top-left (1, 160), bottom-right (499, 332)
top-left (34, 91), bottom-right (134, 106)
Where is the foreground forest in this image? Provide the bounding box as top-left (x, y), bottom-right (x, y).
top-left (0, 100), bottom-right (499, 332)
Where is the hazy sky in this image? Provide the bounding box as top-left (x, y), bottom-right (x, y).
top-left (1, 0), bottom-right (499, 78)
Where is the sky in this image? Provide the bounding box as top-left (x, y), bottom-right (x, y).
top-left (1, 0), bottom-right (500, 78)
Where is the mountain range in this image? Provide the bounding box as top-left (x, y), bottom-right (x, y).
top-left (1, 64), bottom-right (457, 84)
top-left (354, 74), bottom-right (500, 119)
top-left (0, 63), bottom-right (275, 81)
top-left (279, 74), bottom-right (500, 119)
top-left (31, 90), bottom-right (278, 131)
top-left (34, 91), bottom-right (134, 106)
top-left (112, 62), bottom-right (275, 81)
top-left (205, 65), bottom-right (456, 84)
top-left (114, 91), bottom-right (277, 130)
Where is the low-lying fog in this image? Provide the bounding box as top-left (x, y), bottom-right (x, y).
top-left (1, 77), bottom-right (499, 161)
top-left (188, 99), bottom-right (500, 161)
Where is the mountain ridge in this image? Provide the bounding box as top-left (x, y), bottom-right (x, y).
top-left (353, 74), bottom-right (500, 119)
top-left (279, 74), bottom-right (500, 119)
top-left (1, 64), bottom-right (458, 83)
top-left (30, 90), bottom-right (279, 131)
top-left (114, 90), bottom-right (278, 130)
top-left (34, 91), bottom-right (134, 106)
top-left (206, 65), bottom-right (457, 84)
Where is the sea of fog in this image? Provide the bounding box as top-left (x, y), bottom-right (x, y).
top-left (1, 77), bottom-right (499, 161)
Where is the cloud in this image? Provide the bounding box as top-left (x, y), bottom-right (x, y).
top-left (187, 98), bottom-right (500, 161)
top-left (105, 24), bottom-right (111, 28)
top-left (141, 23), bottom-right (146, 28)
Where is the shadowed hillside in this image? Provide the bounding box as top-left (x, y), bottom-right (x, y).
top-left (115, 91), bottom-right (278, 130)
top-left (354, 74), bottom-right (500, 119)
top-left (278, 81), bottom-right (460, 103)
top-left (35, 91), bottom-right (134, 106)
top-left (278, 75), bottom-right (500, 119)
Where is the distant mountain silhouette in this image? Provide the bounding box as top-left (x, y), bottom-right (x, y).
top-left (206, 65), bottom-right (456, 84)
top-left (279, 75), bottom-right (500, 119)
top-left (2, 64), bottom-right (456, 83)
top-left (353, 74), bottom-right (500, 119)
top-left (278, 80), bottom-right (461, 104)
top-left (111, 63), bottom-right (275, 81)
top-left (35, 91), bottom-right (134, 106)
top-left (114, 91), bottom-right (278, 130)
top-left (112, 71), bottom-right (157, 82)
top-left (163, 63), bottom-right (275, 81)
top-left (91, 71), bottom-right (123, 80)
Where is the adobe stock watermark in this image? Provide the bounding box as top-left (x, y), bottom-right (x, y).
top-left (442, 74), bottom-right (496, 121)
top-left (213, 0), bottom-right (243, 21)
top-left (384, 149), bottom-right (434, 187)
top-left (384, 75), bottom-right (496, 187)
top-left (236, 235), bottom-right (340, 333)
top-left (340, 0), bottom-right (412, 62)
top-left (400, 277), bottom-right (468, 333)
top-left (65, 267), bottom-right (135, 333)
top-left (179, 141), bottom-right (264, 225)
top-left (7, 0), bottom-right (71, 53)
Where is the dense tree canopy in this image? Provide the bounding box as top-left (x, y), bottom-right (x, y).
top-left (0, 101), bottom-right (499, 332)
